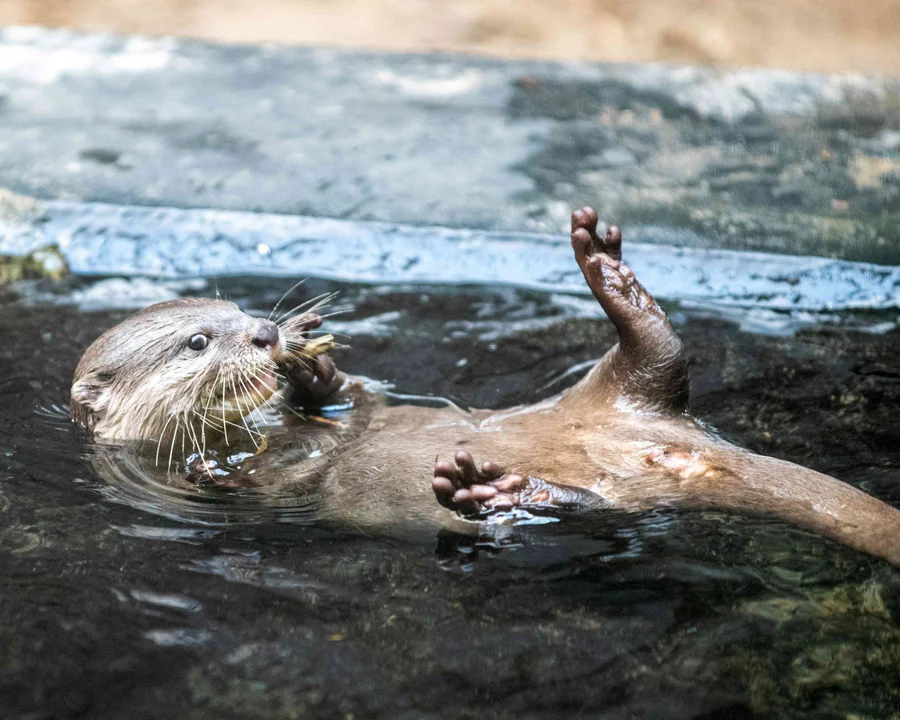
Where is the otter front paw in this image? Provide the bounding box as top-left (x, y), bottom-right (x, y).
top-left (282, 352), bottom-right (343, 405)
top-left (277, 312), bottom-right (344, 405)
top-left (432, 451), bottom-right (552, 518)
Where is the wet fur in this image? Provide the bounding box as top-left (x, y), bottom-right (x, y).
top-left (71, 211), bottom-right (900, 565)
top-left (72, 299), bottom-right (292, 455)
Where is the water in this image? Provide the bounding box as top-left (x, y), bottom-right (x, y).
top-left (2, 271), bottom-right (900, 720)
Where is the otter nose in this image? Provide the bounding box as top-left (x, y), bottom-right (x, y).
top-left (251, 320), bottom-right (280, 350)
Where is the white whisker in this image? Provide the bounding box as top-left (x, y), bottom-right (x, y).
top-left (274, 291), bottom-right (338, 325)
top-left (236, 372), bottom-right (270, 430)
top-left (155, 412), bottom-right (177, 468)
top-left (267, 278), bottom-right (308, 321)
top-left (167, 417), bottom-right (180, 476)
top-left (230, 373), bottom-right (260, 450)
top-left (221, 375), bottom-right (229, 445)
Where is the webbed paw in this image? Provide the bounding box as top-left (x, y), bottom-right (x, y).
top-left (277, 312), bottom-right (343, 404)
top-left (571, 206), bottom-right (668, 330)
top-left (432, 451), bottom-right (554, 518)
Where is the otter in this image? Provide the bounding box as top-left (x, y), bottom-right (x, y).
top-left (71, 207), bottom-right (900, 564)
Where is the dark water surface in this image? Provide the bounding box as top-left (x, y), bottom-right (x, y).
top-left (2, 277), bottom-right (900, 719)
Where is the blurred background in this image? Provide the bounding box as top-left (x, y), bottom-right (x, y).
top-left (2, 0), bottom-right (899, 75)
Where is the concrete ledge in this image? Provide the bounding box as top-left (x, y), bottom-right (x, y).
top-left (2, 197), bottom-right (898, 318)
top-left (0, 27), bottom-right (898, 261)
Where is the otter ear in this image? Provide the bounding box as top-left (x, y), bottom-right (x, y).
top-left (70, 372), bottom-right (111, 429)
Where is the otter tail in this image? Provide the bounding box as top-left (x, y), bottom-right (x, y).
top-left (640, 445), bottom-right (900, 566)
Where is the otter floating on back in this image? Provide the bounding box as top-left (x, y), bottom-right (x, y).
top-left (71, 207), bottom-right (900, 566)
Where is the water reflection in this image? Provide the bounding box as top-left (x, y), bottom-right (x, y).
top-left (1, 277), bottom-right (899, 719)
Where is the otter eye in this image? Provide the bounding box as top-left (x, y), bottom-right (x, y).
top-left (187, 334), bottom-right (210, 351)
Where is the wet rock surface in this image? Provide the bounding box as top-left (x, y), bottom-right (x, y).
top-left (0, 27), bottom-right (898, 260)
top-left (1, 197), bottom-right (898, 321)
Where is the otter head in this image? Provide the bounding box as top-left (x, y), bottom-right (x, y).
top-left (71, 298), bottom-right (288, 443)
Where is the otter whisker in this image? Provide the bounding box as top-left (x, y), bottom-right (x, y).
top-left (155, 412), bottom-right (178, 468)
top-left (203, 365), bottom-right (228, 438)
top-left (282, 337), bottom-right (346, 357)
top-left (280, 354), bottom-right (317, 373)
top-left (276, 302), bottom-right (339, 341)
top-left (242, 369), bottom-right (277, 410)
top-left (228, 372), bottom-right (245, 419)
top-left (265, 369), bottom-right (290, 389)
top-left (282, 337), bottom-right (344, 351)
top-left (247, 367), bottom-right (280, 420)
top-left (295, 296), bottom-right (339, 321)
top-left (274, 291), bottom-right (339, 326)
top-left (154, 414), bottom-right (175, 467)
top-left (309, 309), bottom-right (352, 322)
top-left (220, 375), bottom-right (230, 446)
top-left (200, 393), bottom-right (212, 452)
top-left (196, 393), bottom-right (209, 457)
top-left (284, 341), bottom-right (351, 354)
top-left (258, 363), bottom-right (288, 385)
top-left (280, 403), bottom-right (308, 422)
top-left (292, 328), bottom-right (353, 341)
top-left (185, 410), bottom-right (203, 454)
top-left (200, 366), bottom-right (225, 449)
top-left (279, 351), bottom-right (314, 373)
top-left (230, 373), bottom-right (260, 450)
top-left (280, 318), bottom-right (350, 348)
top-left (235, 372), bottom-right (271, 434)
top-left (252, 361), bottom-right (280, 392)
top-left (194, 410), bottom-right (261, 437)
top-left (262, 359), bottom-right (287, 381)
top-left (267, 278), bottom-right (308, 322)
top-left (167, 416), bottom-right (181, 477)
top-left (283, 340), bottom-right (316, 352)
top-left (271, 372), bottom-right (288, 386)
top-left (184, 415), bottom-right (211, 478)
top-left (180, 414), bottom-right (187, 470)
top-left (183, 412), bottom-right (207, 477)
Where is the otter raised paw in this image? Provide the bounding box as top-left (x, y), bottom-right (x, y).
top-left (565, 207), bottom-right (689, 415)
top-left (433, 451), bottom-right (587, 518)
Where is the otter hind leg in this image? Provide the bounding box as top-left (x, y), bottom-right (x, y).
top-left (568, 207), bottom-right (689, 416)
top-left (433, 451), bottom-right (596, 517)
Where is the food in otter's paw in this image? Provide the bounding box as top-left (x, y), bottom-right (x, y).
top-left (293, 334), bottom-right (335, 359)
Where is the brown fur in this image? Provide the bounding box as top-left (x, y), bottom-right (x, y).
top-left (72, 299), bottom-right (296, 445)
top-left (71, 209), bottom-right (900, 565)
